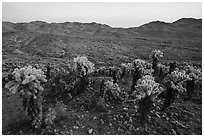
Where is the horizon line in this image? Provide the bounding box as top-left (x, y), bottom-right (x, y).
top-left (2, 17), bottom-right (202, 28)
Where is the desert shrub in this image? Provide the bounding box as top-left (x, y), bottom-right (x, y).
top-left (94, 66), bottom-right (122, 84)
top-left (100, 78), bottom-right (122, 103)
top-left (149, 50), bottom-right (170, 84)
top-left (94, 66), bottom-right (106, 76)
top-left (48, 69), bottom-right (76, 102)
top-left (149, 50), bottom-right (164, 75)
top-left (44, 102), bottom-right (67, 126)
top-left (43, 101), bottom-right (68, 133)
top-left (183, 65), bottom-right (202, 99)
top-left (46, 56), bottom-right (95, 102)
top-left (120, 63), bottom-right (133, 79)
top-left (73, 56), bottom-right (95, 77)
top-left (44, 108), bottom-right (57, 127)
top-left (161, 68), bottom-right (189, 110)
top-left (72, 56), bottom-right (95, 95)
top-left (106, 66), bottom-right (122, 83)
top-left (149, 50), bottom-right (164, 62)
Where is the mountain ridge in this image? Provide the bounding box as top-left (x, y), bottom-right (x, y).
top-left (2, 18), bottom-right (202, 66)
top-left (3, 18), bottom-right (202, 40)
top-left (2, 17), bottom-right (202, 28)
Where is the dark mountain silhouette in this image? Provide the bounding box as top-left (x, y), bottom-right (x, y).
top-left (2, 18), bottom-right (202, 65)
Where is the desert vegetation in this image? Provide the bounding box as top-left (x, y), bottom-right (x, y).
top-left (2, 49), bottom-right (202, 135)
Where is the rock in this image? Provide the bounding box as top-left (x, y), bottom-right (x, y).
top-left (88, 128), bottom-right (93, 134)
top-left (93, 116), bottom-right (97, 120)
top-left (73, 126), bottom-right (79, 129)
top-left (172, 129), bottom-right (177, 135)
top-left (129, 117), bottom-right (133, 123)
top-left (100, 119), bottom-right (104, 124)
top-left (14, 49), bottom-right (24, 55)
top-left (109, 123), bottom-right (113, 126)
top-left (123, 107), bottom-right (128, 110)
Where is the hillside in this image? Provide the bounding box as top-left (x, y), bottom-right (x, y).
top-left (2, 18), bottom-right (202, 66)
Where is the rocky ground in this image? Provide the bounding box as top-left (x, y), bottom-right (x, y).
top-left (2, 77), bottom-right (202, 135)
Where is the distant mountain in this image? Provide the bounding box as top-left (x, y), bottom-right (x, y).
top-left (2, 18), bottom-right (202, 65)
top-left (3, 18), bottom-right (202, 40)
top-left (128, 18), bottom-right (202, 39)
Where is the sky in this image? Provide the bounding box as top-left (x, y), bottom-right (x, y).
top-left (2, 2), bottom-right (202, 28)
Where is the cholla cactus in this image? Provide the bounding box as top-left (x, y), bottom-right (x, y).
top-left (131, 59), bottom-right (148, 92)
top-left (127, 62), bottom-right (134, 68)
top-left (132, 59), bottom-right (146, 69)
top-left (149, 50), bottom-right (164, 61)
top-left (134, 61), bottom-right (153, 76)
top-left (5, 66), bottom-right (47, 128)
top-left (164, 68), bottom-right (190, 98)
top-left (132, 59), bottom-right (146, 76)
top-left (73, 56), bottom-right (95, 76)
top-left (132, 59), bottom-right (153, 76)
top-left (134, 75), bottom-right (161, 125)
top-left (144, 69), bottom-right (154, 76)
top-left (5, 65), bottom-right (47, 94)
top-left (184, 65), bottom-right (202, 80)
top-left (183, 65), bottom-right (202, 98)
top-left (166, 68), bottom-right (190, 83)
top-left (133, 75), bottom-right (160, 101)
top-left (104, 79), bottom-right (121, 98)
